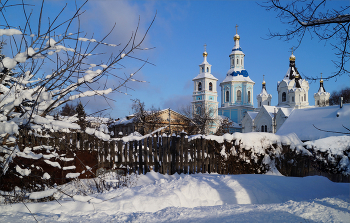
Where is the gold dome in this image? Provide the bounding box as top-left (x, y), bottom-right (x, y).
top-left (262, 80), bottom-right (266, 84)
top-left (234, 34), bottom-right (240, 41)
top-left (203, 51), bottom-right (208, 57)
top-left (289, 54), bottom-right (296, 61)
top-left (320, 79), bottom-right (323, 83)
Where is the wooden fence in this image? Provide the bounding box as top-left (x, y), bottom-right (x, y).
top-left (16, 130), bottom-right (350, 183)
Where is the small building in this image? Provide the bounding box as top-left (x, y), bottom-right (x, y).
top-left (276, 104), bottom-right (350, 141)
top-left (109, 108), bottom-right (194, 137)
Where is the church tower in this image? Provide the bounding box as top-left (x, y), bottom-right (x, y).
top-left (218, 25), bottom-right (255, 128)
top-left (314, 74), bottom-right (330, 107)
top-left (277, 52), bottom-right (309, 108)
top-left (257, 75), bottom-right (272, 108)
top-left (192, 45), bottom-right (219, 134)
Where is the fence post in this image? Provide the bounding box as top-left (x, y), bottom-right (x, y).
top-left (180, 132), bottom-right (185, 174)
top-left (171, 134), bottom-right (177, 174)
top-left (154, 134), bottom-right (159, 173)
top-left (109, 141), bottom-right (115, 169)
top-left (139, 140), bottom-right (143, 175)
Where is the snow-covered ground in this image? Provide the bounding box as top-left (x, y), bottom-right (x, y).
top-left (1, 171), bottom-right (349, 222)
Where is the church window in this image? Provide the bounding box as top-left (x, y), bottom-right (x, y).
top-left (265, 125), bottom-right (267, 132)
top-left (301, 97), bottom-right (303, 102)
top-left (261, 125), bottom-right (264, 132)
top-left (268, 101), bottom-right (269, 105)
top-left (237, 90), bottom-right (241, 101)
top-left (237, 59), bottom-right (239, 65)
top-left (209, 82), bottom-right (213, 91)
top-left (207, 67), bottom-right (209, 72)
top-left (260, 102), bottom-right (261, 107)
top-left (225, 90), bottom-right (229, 102)
top-left (202, 67), bottom-right (204, 73)
top-left (292, 96), bottom-right (294, 102)
top-left (304, 94), bottom-right (306, 101)
top-left (196, 106), bottom-right (201, 115)
top-left (282, 92), bottom-right (286, 102)
top-left (317, 100), bottom-right (319, 106)
top-left (248, 91), bottom-right (251, 103)
top-left (198, 82), bottom-right (202, 91)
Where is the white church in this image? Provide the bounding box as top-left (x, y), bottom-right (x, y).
top-left (191, 27), bottom-right (331, 134)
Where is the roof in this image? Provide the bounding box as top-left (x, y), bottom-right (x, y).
top-left (222, 74), bottom-right (254, 83)
top-left (247, 111), bottom-right (258, 120)
top-left (193, 72), bottom-right (218, 81)
top-left (262, 105), bottom-right (278, 118)
top-left (278, 107), bottom-right (294, 117)
top-left (258, 88), bottom-right (271, 97)
top-left (276, 104), bottom-right (350, 141)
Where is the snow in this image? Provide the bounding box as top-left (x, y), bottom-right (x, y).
top-left (0, 173), bottom-right (349, 222)
top-left (66, 173), bottom-right (80, 178)
top-left (222, 73), bottom-right (254, 83)
top-left (44, 160), bottom-right (61, 169)
top-left (192, 72), bottom-right (218, 81)
top-left (29, 189), bottom-right (57, 200)
top-left (277, 104), bottom-right (350, 141)
top-left (15, 165), bottom-right (31, 176)
top-left (0, 29), bottom-right (22, 36)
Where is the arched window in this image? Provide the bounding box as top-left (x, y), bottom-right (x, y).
top-left (268, 101), bottom-right (269, 105)
top-left (207, 67), bottom-right (209, 72)
top-left (317, 100), bottom-right (320, 106)
top-left (282, 92), bottom-right (286, 102)
top-left (248, 91), bottom-right (251, 103)
top-left (209, 82), bottom-right (212, 91)
top-left (198, 82), bottom-right (202, 91)
top-left (292, 96), bottom-right (294, 102)
top-left (237, 59), bottom-right (239, 65)
top-left (260, 102), bottom-right (261, 107)
top-left (265, 125), bottom-right (267, 132)
top-left (201, 67), bottom-right (204, 73)
top-left (237, 90), bottom-right (241, 101)
top-left (225, 90), bottom-right (229, 102)
top-left (304, 94), bottom-right (306, 101)
top-left (261, 126), bottom-right (264, 132)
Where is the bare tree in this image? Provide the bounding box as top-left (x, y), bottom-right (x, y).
top-left (179, 104), bottom-right (220, 135)
top-left (215, 116), bottom-right (234, 136)
top-left (0, 0), bottom-right (155, 192)
top-left (262, 0), bottom-right (350, 80)
top-left (131, 99), bottom-right (161, 135)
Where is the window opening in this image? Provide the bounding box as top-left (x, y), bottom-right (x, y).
top-left (209, 82), bottom-right (212, 91)
top-left (282, 92), bottom-right (286, 102)
top-left (198, 82), bottom-right (202, 91)
top-left (248, 91), bottom-right (251, 103)
top-left (237, 90), bottom-right (241, 101)
top-left (225, 90), bottom-right (229, 102)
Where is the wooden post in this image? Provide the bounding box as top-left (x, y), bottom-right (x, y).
top-left (139, 140), bottom-right (143, 175)
top-left (117, 140), bottom-right (123, 167)
top-left (180, 132), bottom-right (185, 174)
top-left (162, 134), bottom-right (168, 174)
top-left (154, 135), bottom-right (159, 173)
top-left (171, 134), bottom-right (177, 174)
top-left (201, 137), bottom-right (205, 173)
top-left (129, 141), bottom-right (134, 173)
top-left (133, 141), bottom-right (138, 174)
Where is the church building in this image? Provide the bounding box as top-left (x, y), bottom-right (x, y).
top-left (191, 26), bottom-right (331, 134)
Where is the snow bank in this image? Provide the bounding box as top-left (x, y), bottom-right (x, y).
top-left (29, 189), bottom-right (57, 200)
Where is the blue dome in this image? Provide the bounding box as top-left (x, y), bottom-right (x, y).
top-left (227, 69), bottom-right (249, 77)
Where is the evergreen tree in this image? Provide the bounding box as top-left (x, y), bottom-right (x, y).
top-left (60, 104), bottom-right (76, 116)
top-left (76, 102), bottom-right (87, 131)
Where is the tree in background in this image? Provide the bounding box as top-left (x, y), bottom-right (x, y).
top-left (76, 102), bottom-right (87, 131)
top-left (131, 99), bottom-right (161, 135)
top-left (60, 104), bottom-right (76, 116)
top-left (215, 116), bottom-right (234, 136)
top-left (329, 87), bottom-right (350, 105)
top-left (262, 0), bottom-right (350, 80)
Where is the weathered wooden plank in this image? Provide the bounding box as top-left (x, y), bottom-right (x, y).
top-left (171, 135), bottom-right (177, 174)
top-left (154, 135), bottom-right (159, 172)
top-left (139, 140), bottom-right (143, 175)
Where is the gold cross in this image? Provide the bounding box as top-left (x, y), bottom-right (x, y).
top-left (263, 74), bottom-right (265, 81)
top-left (204, 43), bottom-right (207, 52)
top-left (291, 47), bottom-right (294, 54)
top-left (235, 24), bottom-right (238, 34)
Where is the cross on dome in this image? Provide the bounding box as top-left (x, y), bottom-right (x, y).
top-left (203, 43), bottom-right (208, 57)
top-left (235, 24), bottom-right (238, 34)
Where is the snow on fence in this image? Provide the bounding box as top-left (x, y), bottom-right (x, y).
top-left (2, 130), bottom-right (348, 192)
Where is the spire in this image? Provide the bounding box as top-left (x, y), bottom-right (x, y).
top-left (202, 43), bottom-right (208, 63)
top-left (289, 47), bottom-right (295, 61)
top-left (233, 24), bottom-right (240, 48)
top-left (262, 74), bottom-right (266, 90)
top-left (318, 72), bottom-right (326, 92)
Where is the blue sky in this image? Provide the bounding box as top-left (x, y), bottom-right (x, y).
top-left (3, 0), bottom-right (350, 119)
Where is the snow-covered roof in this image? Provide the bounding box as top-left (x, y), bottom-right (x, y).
top-left (263, 105), bottom-right (278, 118)
top-left (193, 72), bottom-right (218, 81)
top-left (222, 74), bottom-right (254, 83)
top-left (247, 111), bottom-right (258, 120)
top-left (276, 104), bottom-right (350, 141)
top-left (110, 117), bottom-right (135, 126)
top-left (278, 107), bottom-right (294, 117)
top-left (258, 88), bottom-right (271, 97)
